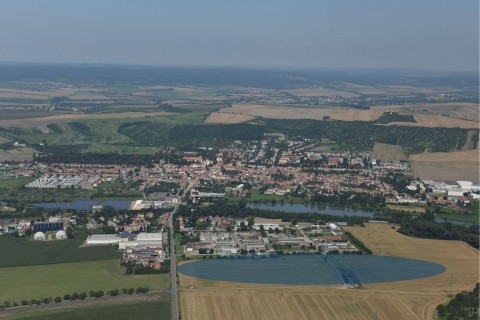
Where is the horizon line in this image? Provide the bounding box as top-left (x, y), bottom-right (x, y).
top-left (0, 60), bottom-right (477, 74)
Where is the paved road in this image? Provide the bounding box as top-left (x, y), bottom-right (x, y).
top-left (169, 204), bottom-right (179, 320)
top-left (169, 181), bottom-right (195, 320)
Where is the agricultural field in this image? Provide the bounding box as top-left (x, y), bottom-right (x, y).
top-left (3, 297), bottom-right (171, 320)
top-left (387, 114), bottom-right (478, 129)
top-left (0, 259), bottom-right (169, 302)
top-left (0, 111), bottom-right (173, 129)
top-left (0, 176), bottom-right (36, 189)
top-left (207, 104), bottom-right (478, 128)
top-left (0, 232), bottom-right (120, 267)
top-left (386, 205), bottom-right (426, 214)
top-left (204, 112), bottom-right (255, 124)
top-left (178, 223), bottom-right (478, 320)
top-left (371, 102), bottom-right (479, 121)
top-left (409, 149), bottom-right (480, 183)
top-left (309, 144), bottom-right (340, 153)
top-left (0, 148), bottom-right (37, 162)
top-left (207, 104), bottom-right (385, 123)
top-left (371, 142), bottom-right (407, 160)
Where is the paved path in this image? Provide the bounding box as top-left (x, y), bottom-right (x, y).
top-left (169, 181), bottom-right (195, 320)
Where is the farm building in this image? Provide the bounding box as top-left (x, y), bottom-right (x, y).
top-left (32, 221), bottom-right (65, 232)
top-left (33, 232), bottom-right (46, 241)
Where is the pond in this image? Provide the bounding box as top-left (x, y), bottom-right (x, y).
top-left (178, 254), bottom-right (445, 285)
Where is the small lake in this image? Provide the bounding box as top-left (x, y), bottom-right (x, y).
top-left (246, 203), bottom-right (374, 218)
top-left (33, 200), bottom-right (132, 211)
top-left (178, 254), bottom-right (445, 285)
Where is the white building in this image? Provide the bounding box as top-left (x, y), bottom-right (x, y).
top-left (137, 232), bottom-right (163, 248)
top-left (56, 230), bottom-right (67, 240)
top-left (85, 234), bottom-right (120, 245)
top-left (34, 232), bottom-right (46, 241)
top-left (252, 223), bottom-right (279, 231)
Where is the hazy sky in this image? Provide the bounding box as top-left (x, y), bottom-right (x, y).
top-left (0, 0), bottom-right (478, 71)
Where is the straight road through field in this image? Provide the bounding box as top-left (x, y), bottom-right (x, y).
top-left (169, 181), bottom-right (195, 320)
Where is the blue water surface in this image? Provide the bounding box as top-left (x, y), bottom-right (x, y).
top-left (33, 200), bottom-right (131, 211)
top-left (178, 254), bottom-right (445, 285)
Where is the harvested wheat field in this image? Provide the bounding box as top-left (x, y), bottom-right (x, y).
top-left (388, 114), bottom-right (478, 129)
top-left (179, 223), bottom-right (478, 320)
top-left (207, 104), bottom-right (384, 123)
top-left (0, 111), bottom-right (173, 129)
top-left (409, 150), bottom-right (480, 183)
top-left (372, 102), bottom-right (479, 121)
top-left (207, 104), bottom-right (478, 128)
top-left (371, 142), bottom-right (407, 160)
top-left (0, 148), bottom-right (37, 161)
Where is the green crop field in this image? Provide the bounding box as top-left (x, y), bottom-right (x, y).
top-left (0, 232), bottom-right (121, 267)
top-left (0, 176), bottom-right (35, 189)
top-left (0, 259), bottom-right (170, 302)
top-left (0, 185), bottom-right (140, 203)
top-left (436, 212), bottom-right (480, 224)
top-left (81, 144), bottom-right (158, 154)
top-left (11, 299), bottom-right (171, 320)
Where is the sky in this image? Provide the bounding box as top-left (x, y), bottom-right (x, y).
top-left (0, 0), bottom-right (478, 71)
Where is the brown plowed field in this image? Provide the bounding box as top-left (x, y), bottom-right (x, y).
top-left (179, 223), bottom-right (478, 320)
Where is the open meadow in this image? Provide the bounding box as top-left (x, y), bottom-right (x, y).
top-left (371, 142), bottom-right (407, 160)
top-left (409, 149), bottom-right (480, 182)
top-left (0, 233), bottom-right (120, 267)
top-left (0, 260), bottom-right (169, 302)
top-left (178, 223), bottom-right (478, 320)
top-left (3, 297), bottom-right (171, 320)
top-left (0, 111), bottom-right (173, 129)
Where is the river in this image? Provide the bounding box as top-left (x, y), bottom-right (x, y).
top-left (246, 203), bottom-right (374, 218)
top-left (33, 200), bottom-right (132, 211)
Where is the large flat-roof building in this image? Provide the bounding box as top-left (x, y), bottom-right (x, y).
top-left (32, 221), bottom-right (65, 232)
top-left (85, 234), bottom-right (120, 245)
top-left (137, 232), bottom-right (163, 248)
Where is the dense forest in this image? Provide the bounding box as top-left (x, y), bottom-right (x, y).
top-left (437, 283), bottom-right (479, 320)
top-left (397, 211), bottom-right (479, 249)
top-left (264, 119), bottom-right (470, 153)
top-left (375, 112), bottom-right (416, 124)
top-left (119, 122), bottom-right (265, 148)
